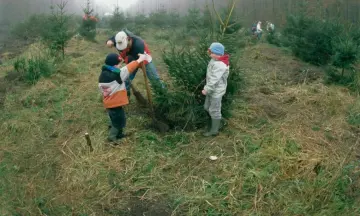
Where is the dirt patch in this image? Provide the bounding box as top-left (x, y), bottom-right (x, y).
top-left (0, 37), bottom-right (32, 61)
top-left (4, 71), bottom-right (22, 82)
top-left (69, 52), bottom-right (84, 58)
top-left (103, 198), bottom-right (172, 216)
top-left (0, 70), bottom-right (25, 108)
top-left (259, 86), bottom-right (273, 95)
top-left (124, 198), bottom-right (171, 216)
top-left (242, 44), bottom-right (324, 86)
top-left (0, 78), bottom-right (8, 108)
top-left (291, 67), bottom-right (323, 84)
top-left (248, 94), bottom-right (287, 119)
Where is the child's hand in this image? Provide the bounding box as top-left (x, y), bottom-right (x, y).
top-left (202, 90), bottom-right (207, 95)
top-left (137, 53), bottom-right (151, 63)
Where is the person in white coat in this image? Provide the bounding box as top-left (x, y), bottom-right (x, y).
top-left (256, 21), bottom-right (263, 39)
top-left (266, 21), bottom-right (275, 32)
top-left (202, 42), bottom-right (230, 137)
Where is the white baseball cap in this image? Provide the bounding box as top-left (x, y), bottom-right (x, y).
top-left (115, 31), bottom-right (128, 51)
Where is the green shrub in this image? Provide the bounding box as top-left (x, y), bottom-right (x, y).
top-left (149, 10), bottom-right (170, 28)
top-left (266, 31), bottom-right (282, 47)
top-left (350, 28), bottom-right (360, 49)
top-left (133, 14), bottom-right (149, 26)
top-left (13, 56), bottom-right (53, 85)
top-left (11, 14), bottom-right (49, 41)
top-left (283, 15), bottom-right (343, 65)
top-left (154, 31), bottom-right (171, 41)
top-left (123, 23), bottom-right (145, 36)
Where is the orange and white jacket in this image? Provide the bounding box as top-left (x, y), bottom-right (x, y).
top-left (98, 61), bottom-right (139, 108)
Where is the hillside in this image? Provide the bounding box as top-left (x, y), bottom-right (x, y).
top-left (0, 30), bottom-right (359, 215)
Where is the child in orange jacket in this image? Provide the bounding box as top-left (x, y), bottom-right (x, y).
top-left (99, 53), bottom-right (150, 143)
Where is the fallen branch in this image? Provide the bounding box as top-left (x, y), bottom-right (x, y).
top-left (84, 132), bottom-right (94, 152)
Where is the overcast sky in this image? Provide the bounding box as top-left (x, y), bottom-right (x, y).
top-left (94, 0), bottom-right (136, 10)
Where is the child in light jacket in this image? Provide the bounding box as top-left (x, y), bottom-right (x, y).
top-left (99, 53), bottom-right (149, 143)
top-left (202, 42), bottom-right (230, 137)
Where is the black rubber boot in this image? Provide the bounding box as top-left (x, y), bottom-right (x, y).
top-left (203, 119), bottom-right (221, 137)
top-left (116, 128), bottom-right (125, 139)
top-left (107, 127), bottom-right (120, 142)
top-left (108, 120), bottom-right (112, 130)
top-left (205, 113), bottom-right (211, 131)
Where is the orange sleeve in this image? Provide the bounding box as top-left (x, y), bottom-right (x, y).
top-left (126, 61), bottom-right (140, 74)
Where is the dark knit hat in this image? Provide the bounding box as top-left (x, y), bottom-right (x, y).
top-left (105, 53), bottom-right (121, 66)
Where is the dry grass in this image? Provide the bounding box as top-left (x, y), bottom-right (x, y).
top-left (0, 31), bottom-right (359, 215)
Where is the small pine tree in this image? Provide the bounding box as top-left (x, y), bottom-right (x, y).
top-left (79, 0), bottom-right (98, 41)
top-left (168, 10), bottom-right (182, 28)
top-left (202, 4), bottom-right (213, 29)
top-left (186, 8), bottom-right (202, 31)
top-left (149, 9), bottom-right (169, 28)
top-left (326, 36), bottom-right (359, 89)
top-left (14, 56), bottom-right (53, 85)
top-left (42, 1), bottom-right (73, 59)
top-left (151, 0), bottom-right (243, 130)
top-left (333, 38), bottom-right (358, 76)
top-left (109, 7), bottom-right (126, 31)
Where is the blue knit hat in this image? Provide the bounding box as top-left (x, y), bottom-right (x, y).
top-left (105, 53), bottom-right (121, 66)
top-left (209, 42), bottom-right (225, 56)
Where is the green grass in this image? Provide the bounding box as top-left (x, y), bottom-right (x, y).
top-left (0, 30), bottom-right (359, 215)
top-left (347, 100), bottom-right (360, 127)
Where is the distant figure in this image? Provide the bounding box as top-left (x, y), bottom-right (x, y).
top-left (256, 21), bottom-right (263, 39)
top-left (266, 21), bottom-right (275, 32)
top-left (251, 22), bottom-right (257, 35)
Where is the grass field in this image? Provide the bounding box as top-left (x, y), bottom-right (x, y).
top-left (0, 30), bottom-right (359, 215)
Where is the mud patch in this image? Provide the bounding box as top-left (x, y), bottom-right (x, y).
top-left (4, 70), bottom-right (22, 82)
top-left (259, 86), bottom-right (273, 95)
top-left (242, 44), bottom-right (324, 86)
top-left (0, 78), bottom-right (8, 108)
top-left (291, 68), bottom-right (322, 84)
top-left (250, 94), bottom-right (287, 119)
top-left (69, 52), bottom-right (83, 58)
top-left (0, 70), bottom-right (26, 108)
top-left (124, 198), bottom-right (171, 216)
top-left (103, 198), bottom-right (172, 216)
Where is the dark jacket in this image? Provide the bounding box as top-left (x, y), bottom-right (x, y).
top-left (108, 29), bottom-right (152, 64)
top-left (98, 61), bottom-right (139, 108)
